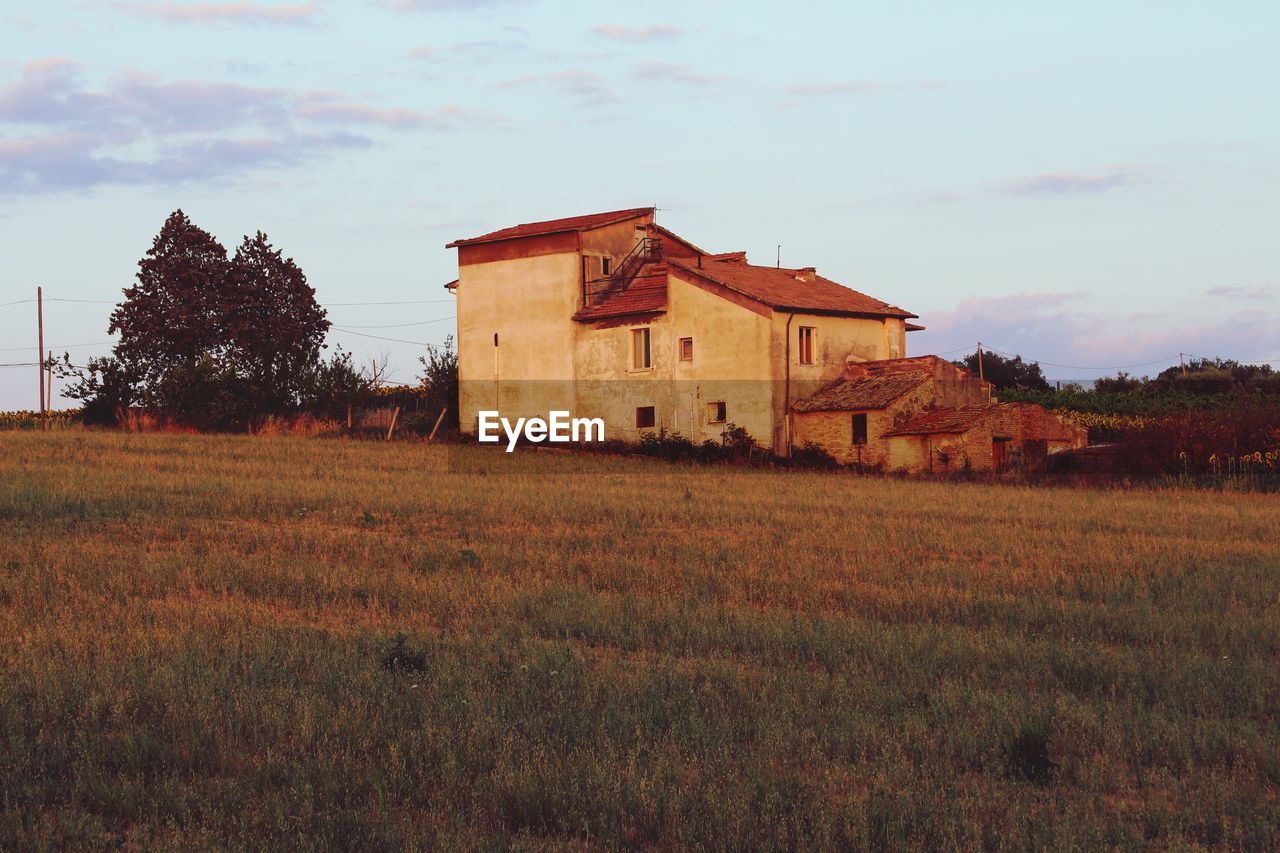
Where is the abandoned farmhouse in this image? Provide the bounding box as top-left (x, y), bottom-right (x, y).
top-left (446, 207), bottom-right (1085, 472)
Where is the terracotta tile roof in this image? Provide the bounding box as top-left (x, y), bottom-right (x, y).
top-left (668, 257), bottom-right (915, 318)
top-left (572, 263), bottom-right (667, 321)
top-left (447, 207), bottom-right (653, 248)
top-left (792, 372), bottom-right (931, 412)
top-left (883, 404), bottom-right (1002, 436)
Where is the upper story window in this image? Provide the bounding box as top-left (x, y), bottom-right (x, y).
top-left (601, 256), bottom-right (612, 276)
top-left (631, 327), bottom-right (651, 369)
top-left (679, 337), bottom-right (694, 361)
top-left (798, 326), bottom-right (815, 364)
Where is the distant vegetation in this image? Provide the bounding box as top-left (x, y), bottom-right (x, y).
top-left (964, 355), bottom-right (1280, 484)
top-left (1, 432), bottom-right (1277, 848)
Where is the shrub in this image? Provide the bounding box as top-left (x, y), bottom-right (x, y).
top-left (1005, 716), bottom-right (1057, 785)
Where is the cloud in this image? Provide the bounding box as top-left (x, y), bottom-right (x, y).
top-left (406, 39), bottom-right (529, 64)
top-left (630, 61), bottom-right (727, 86)
top-left (391, 0), bottom-right (524, 11)
top-left (592, 24), bottom-right (681, 42)
top-left (0, 58), bottom-right (485, 194)
top-left (1205, 284), bottom-right (1273, 301)
top-left (112, 1), bottom-right (320, 26)
top-left (913, 291), bottom-right (1278, 376)
top-left (997, 165), bottom-right (1145, 197)
top-left (493, 69), bottom-right (618, 106)
top-left (296, 100), bottom-right (500, 129)
top-left (785, 81), bottom-right (893, 96)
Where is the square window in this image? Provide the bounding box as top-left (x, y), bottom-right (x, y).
top-left (798, 326), bottom-right (815, 364)
top-left (679, 337), bottom-right (694, 360)
top-left (636, 406), bottom-right (656, 429)
top-left (708, 401), bottom-right (727, 423)
top-left (631, 327), bottom-right (651, 369)
top-left (852, 412), bottom-right (868, 446)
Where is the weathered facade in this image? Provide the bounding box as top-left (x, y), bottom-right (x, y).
top-left (882, 403), bottom-right (1089, 473)
top-left (446, 206), bottom-right (1086, 467)
top-left (447, 208), bottom-right (917, 454)
top-left (791, 357), bottom-right (1087, 472)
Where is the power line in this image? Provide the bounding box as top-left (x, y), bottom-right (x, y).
top-left (335, 318), bottom-right (456, 329)
top-left (0, 341), bottom-right (114, 353)
top-left (329, 325), bottom-right (455, 346)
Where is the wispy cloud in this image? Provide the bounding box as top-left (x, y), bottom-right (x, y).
top-left (1205, 284), bottom-right (1273, 301)
top-left (592, 24), bottom-right (681, 42)
top-left (493, 69), bottom-right (618, 106)
top-left (391, 0), bottom-right (525, 11)
top-left (112, 1), bottom-right (320, 26)
top-left (630, 61), bottom-right (727, 86)
top-left (997, 165), bottom-right (1145, 197)
top-left (296, 99), bottom-right (500, 129)
top-left (915, 291), bottom-right (1277, 375)
top-left (786, 81), bottom-right (894, 97)
top-left (0, 58), bottom-right (490, 194)
top-left (406, 39), bottom-right (529, 64)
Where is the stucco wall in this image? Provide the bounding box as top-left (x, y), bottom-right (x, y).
top-left (571, 273), bottom-right (775, 445)
top-left (456, 250), bottom-right (582, 430)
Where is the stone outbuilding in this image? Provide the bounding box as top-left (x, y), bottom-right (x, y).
top-left (791, 356), bottom-right (1087, 472)
top-left (881, 402), bottom-right (1088, 473)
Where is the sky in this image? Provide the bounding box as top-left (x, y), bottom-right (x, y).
top-left (1, 0), bottom-right (1277, 410)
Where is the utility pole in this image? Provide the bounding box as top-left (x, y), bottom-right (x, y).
top-left (37, 286), bottom-right (45, 431)
top-left (976, 342), bottom-right (985, 382)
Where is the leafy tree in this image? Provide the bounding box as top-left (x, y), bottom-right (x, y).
top-left (417, 335), bottom-right (459, 432)
top-left (224, 231), bottom-right (330, 414)
top-left (109, 210), bottom-right (231, 386)
top-left (299, 349), bottom-right (372, 420)
top-left (70, 210), bottom-right (338, 429)
top-left (952, 350), bottom-right (1050, 391)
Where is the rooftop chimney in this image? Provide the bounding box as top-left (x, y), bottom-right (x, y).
top-left (795, 267), bottom-right (816, 283)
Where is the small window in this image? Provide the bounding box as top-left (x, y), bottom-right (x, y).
top-left (852, 412), bottom-right (868, 446)
top-left (631, 327), bottom-right (651, 369)
top-left (601, 256), bottom-right (612, 276)
top-left (798, 326), bottom-right (815, 364)
top-left (708, 401), bottom-right (727, 423)
top-left (636, 406), bottom-right (656, 429)
top-left (679, 337), bottom-right (694, 361)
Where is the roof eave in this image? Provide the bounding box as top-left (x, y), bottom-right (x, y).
top-left (447, 208), bottom-right (653, 249)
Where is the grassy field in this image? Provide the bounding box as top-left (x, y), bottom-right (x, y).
top-left (1, 432), bottom-right (1278, 849)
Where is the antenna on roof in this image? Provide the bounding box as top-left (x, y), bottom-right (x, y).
top-left (776, 245), bottom-right (781, 268)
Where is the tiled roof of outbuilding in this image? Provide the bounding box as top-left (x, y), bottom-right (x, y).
top-left (792, 372), bottom-right (931, 412)
top-left (882, 404), bottom-right (1002, 436)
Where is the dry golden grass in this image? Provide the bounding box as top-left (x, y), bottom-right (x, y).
top-left (1, 431), bottom-right (1278, 849)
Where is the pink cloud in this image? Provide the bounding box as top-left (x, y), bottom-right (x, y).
top-left (493, 70), bottom-right (618, 106)
top-left (592, 24), bottom-right (681, 42)
top-left (997, 165), bottom-right (1146, 196)
top-left (630, 61), bottom-right (728, 86)
top-left (112, 1), bottom-right (319, 26)
top-left (296, 101), bottom-right (501, 129)
top-left (913, 292), bottom-right (1278, 376)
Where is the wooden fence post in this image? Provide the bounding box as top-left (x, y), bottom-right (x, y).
top-left (427, 407), bottom-right (448, 442)
top-left (386, 407), bottom-right (400, 441)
